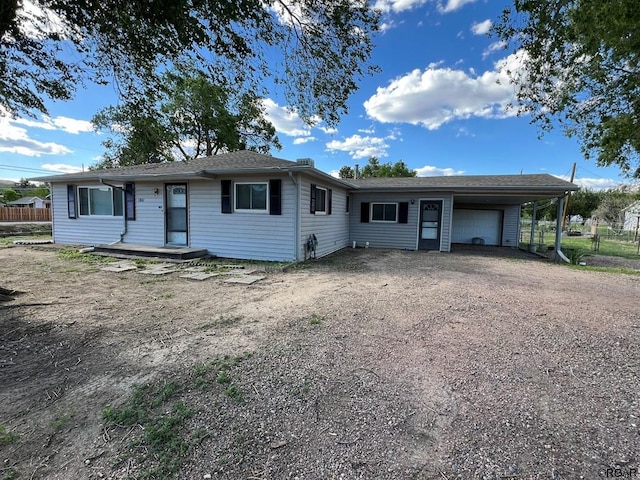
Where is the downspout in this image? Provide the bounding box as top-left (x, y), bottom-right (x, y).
top-left (554, 195), bottom-right (569, 263)
top-left (100, 179), bottom-right (127, 243)
top-left (288, 171), bottom-right (299, 261)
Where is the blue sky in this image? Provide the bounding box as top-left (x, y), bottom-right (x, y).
top-left (0, 0), bottom-right (633, 189)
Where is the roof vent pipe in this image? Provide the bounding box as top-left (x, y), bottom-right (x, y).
top-left (354, 164), bottom-right (359, 179)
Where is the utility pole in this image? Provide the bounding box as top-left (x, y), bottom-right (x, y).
top-left (561, 162), bottom-right (576, 231)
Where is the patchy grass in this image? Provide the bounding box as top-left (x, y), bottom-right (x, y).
top-left (568, 265), bottom-right (640, 276)
top-left (198, 315), bottom-right (243, 330)
top-left (309, 314), bottom-right (324, 326)
top-left (0, 234), bottom-right (52, 247)
top-left (57, 247), bottom-right (117, 264)
top-left (561, 237), bottom-right (639, 259)
top-left (0, 424), bottom-right (18, 446)
top-left (102, 356), bottom-right (249, 477)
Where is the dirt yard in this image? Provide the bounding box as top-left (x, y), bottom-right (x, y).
top-left (1, 245), bottom-right (639, 480)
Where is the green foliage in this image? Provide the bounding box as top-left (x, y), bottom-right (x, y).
top-left (342, 157), bottom-right (417, 178)
top-left (92, 64), bottom-right (281, 166)
top-left (0, 188), bottom-right (20, 203)
top-left (592, 188), bottom-right (637, 231)
top-left (338, 165), bottom-right (355, 179)
top-left (2, 1), bottom-right (379, 127)
top-left (57, 248), bottom-right (116, 264)
top-left (566, 188), bottom-right (601, 220)
top-left (0, 424), bottom-right (18, 445)
top-left (494, 1), bottom-right (640, 177)
top-left (309, 314), bottom-right (323, 325)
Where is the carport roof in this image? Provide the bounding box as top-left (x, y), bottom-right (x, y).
top-left (347, 174), bottom-right (576, 190)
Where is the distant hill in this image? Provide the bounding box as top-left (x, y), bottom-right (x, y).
top-left (0, 180), bottom-right (16, 188)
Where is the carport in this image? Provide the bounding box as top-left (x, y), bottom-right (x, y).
top-left (348, 174), bottom-right (578, 259)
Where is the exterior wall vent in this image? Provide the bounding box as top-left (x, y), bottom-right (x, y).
top-left (296, 158), bottom-right (315, 167)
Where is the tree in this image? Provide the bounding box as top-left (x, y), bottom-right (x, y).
top-left (494, 1), bottom-right (640, 177)
top-left (0, 188), bottom-right (20, 202)
top-left (92, 66), bottom-right (281, 167)
top-left (1, 0), bottom-right (379, 127)
top-left (592, 188), bottom-right (637, 232)
top-left (566, 188), bottom-right (601, 222)
top-left (338, 166), bottom-right (355, 179)
top-left (359, 157), bottom-right (417, 178)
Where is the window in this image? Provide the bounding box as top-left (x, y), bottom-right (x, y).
top-left (78, 186), bottom-right (123, 216)
top-left (235, 182), bottom-right (268, 211)
top-left (315, 186), bottom-right (327, 214)
top-left (371, 202), bottom-right (398, 222)
top-left (310, 184), bottom-right (332, 215)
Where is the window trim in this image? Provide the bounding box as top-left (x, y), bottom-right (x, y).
top-left (314, 186), bottom-right (328, 215)
top-left (77, 185), bottom-right (123, 217)
top-left (234, 181), bottom-right (269, 213)
top-left (370, 202), bottom-right (399, 223)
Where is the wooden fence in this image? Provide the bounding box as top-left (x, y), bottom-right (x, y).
top-left (0, 207), bottom-right (51, 222)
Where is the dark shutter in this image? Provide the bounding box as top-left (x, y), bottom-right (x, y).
top-left (125, 183), bottom-right (136, 220)
top-left (360, 202), bottom-right (369, 223)
top-left (346, 195), bottom-right (350, 214)
top-left (310, 184), bottom-right (316, 213)
top-left (221, 180), bottom-right (232, 213)
top-left (67, 185), bottom-right (77, 219)
top-left (398, 202), bottom-right (409, 224)
top-left (327, 189), bottom-right (332, 215)
top-left (269, 179), bottom-right (282, 215)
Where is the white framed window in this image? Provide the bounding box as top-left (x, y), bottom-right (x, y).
top-left (78, 186), bottom-right (123, 216)
top-left (235, 182), bottom-right (268, 211)
top-left (314, 186), bottom-right (327, 215)
top-left (371, 202), bottom-right (398, 222)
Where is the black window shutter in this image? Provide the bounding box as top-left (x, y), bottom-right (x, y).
top-left (67, 185), bottom-right (77, 219)
top-left (310, 184), bottom-right (316, 213)
top-left (327, 189), bottom-right (332, 215)
top-left (269, 179), bottom-right (282, 215)
top-left (221, 180), bottom-right (232, 213)
top-left (398, 202), bottom-right (409, 224)
top-left (360, 202), bottom-right (369, 223)
top-left (125, 183), bottom-right (136, 220)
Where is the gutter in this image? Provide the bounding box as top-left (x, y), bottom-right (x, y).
top-left (99, 179), bottom-right (127, 243)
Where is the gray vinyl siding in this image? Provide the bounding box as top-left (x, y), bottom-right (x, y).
top-left (51, 182), bottom-right (124, 246)
top-left (123, 182), bottom-right (164, 246)
top-left (501, 205), bottom-right (521, 247)
top-left (299, 176), bottom-right (350, 260)
top-left (350, 192), bottom-right (454, 252)
top-left (189, 176), bottom-right (296, 261)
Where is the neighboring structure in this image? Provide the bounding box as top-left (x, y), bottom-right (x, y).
top-left (32, 151), bottom-right (577, 261)
top-left (623, 200), bottom-right (640, 232)
top-left (5, 196), bottom-right (47, 208)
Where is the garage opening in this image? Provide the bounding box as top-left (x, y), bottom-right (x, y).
top-left (451, 209), bottom-right (503, 246)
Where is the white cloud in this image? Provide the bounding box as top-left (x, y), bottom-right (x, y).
top-left (17, 0), bottom-right (68, 38)
top-left (261, 99), bottom-right (311, 137)
top-left (358, 128), bottom-right (375, 134)
top-left (373, 0), bottom-right (428, 14)
top-left (41, 163), bottom-right (84, 173)
top-left (438, 0), bottom-right (477, 13)
top-left (326, 134), bottom-right (390, 159)
top-left (0, 118), bottom-right (72, 157)
top-left (471, 19), bottom-right (492, 35)
top-left (329, 169), bottom-right (341, 178)
top-left (317, 125), bottom-right (338, 135)
top-left (482, 40), bottom-right (507, 59)
top-left (558, 176), bottom-right (623, 191)
top-left (293, 136), bottom-right (317, 145)
top-left (12, 115), bottom-right (93, 134)
top-left (364, 51), bottom-right (526, 130)
top-left (415, 165), bottom-right (465, 176)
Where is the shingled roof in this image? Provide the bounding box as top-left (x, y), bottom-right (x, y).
top-left (32, 151), bottom-right (304, 181)
top-left (346, 174), bottom-right (577, 191)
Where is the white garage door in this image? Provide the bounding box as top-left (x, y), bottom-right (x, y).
top-left (451, 209), bottom-right (502, 246)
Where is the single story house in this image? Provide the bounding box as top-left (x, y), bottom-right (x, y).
top-left (623, 200), bottom-right (640, 232)
top-left (33, 151), bottom-right (577, 261)
top-left (5, 196), bottom-right (47, 208)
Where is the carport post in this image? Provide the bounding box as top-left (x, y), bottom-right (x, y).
top-left (528, 202), bottom-right (537, 252)
top-left (554, 196), bottom-right (566, 262)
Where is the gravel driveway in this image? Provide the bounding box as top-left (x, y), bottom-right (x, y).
top-left (1, 245), bottom-right (638, 479)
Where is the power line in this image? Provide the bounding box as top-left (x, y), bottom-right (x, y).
top-left (0, 163), bottom-right (59, 174)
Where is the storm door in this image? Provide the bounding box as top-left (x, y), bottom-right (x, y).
top-left (418, 200), bottom-right (442, 250)
top-left (165, 184), bottom-right (188, 246)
